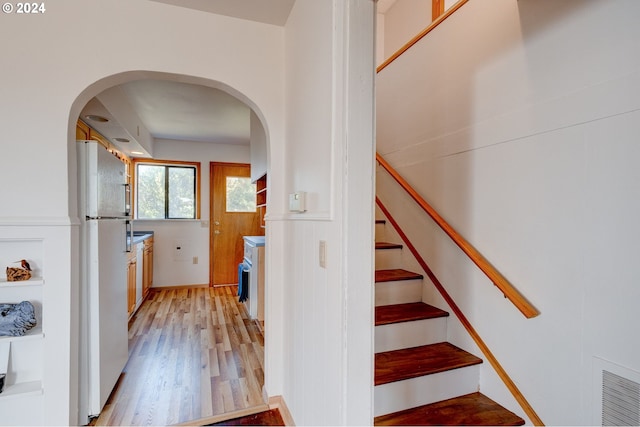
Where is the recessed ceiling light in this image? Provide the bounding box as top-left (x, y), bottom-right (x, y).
top-left (85, 114), bottom-right (109, 123)
top-left (131, 151), bottom-right (144, 155)
top-left (114, 138), bottom-right (130, 143)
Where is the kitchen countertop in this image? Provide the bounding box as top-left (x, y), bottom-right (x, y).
top-left (128, 231), bottom-right (154, 245)
top-left (243, 235), bottom-right (265, 247)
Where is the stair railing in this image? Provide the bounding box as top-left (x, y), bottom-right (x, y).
top-left (377, 0), bottom-right (469, 73)
top-left (376, 196), bottom-right (544, 426)
top-left (376, 154), bottom-right (539, 319)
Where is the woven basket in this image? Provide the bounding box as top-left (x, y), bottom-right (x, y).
top-left (6, 267), bottom-right (31, 282)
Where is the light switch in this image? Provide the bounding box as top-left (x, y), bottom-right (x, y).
top-left (319, 240), bottom-right (327, 268)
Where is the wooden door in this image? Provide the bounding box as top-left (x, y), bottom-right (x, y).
top-left (210, 163), bottom-right (262, 285)
top-left (127, 254), bottom-right (137, 316)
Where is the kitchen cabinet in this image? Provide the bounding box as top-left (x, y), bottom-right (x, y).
top-left (256, 174), bottom-right (267, 228)
top-left (76, 120), bottom-right (132, 191)
top-left (76, 120), bottom-right (90, 140)
top-left (142, 237), bottom-right (153, 298)
top-left (126, 234), bottom-right (154, 318)
top-left (135, 244), bottom-right (143, 308)
top-left (127, 245), bottom-right (137, 317)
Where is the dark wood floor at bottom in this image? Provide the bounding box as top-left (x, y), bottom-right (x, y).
top-left (206, 408), bottom-right (284, 426)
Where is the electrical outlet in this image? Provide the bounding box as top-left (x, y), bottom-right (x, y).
top-left (193, 256), bottom-right (198, 264)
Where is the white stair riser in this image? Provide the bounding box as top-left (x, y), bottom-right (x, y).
top-left (375, 249), bottom-right (402, 270)
top-left (375, 222), bottom-right (386, 241)
top-left (374, 365), bottom-right (480, 416)
top-left (375, 280), bottom-right (422, 306)
top-left (375, 318), bottom-right (447, 353)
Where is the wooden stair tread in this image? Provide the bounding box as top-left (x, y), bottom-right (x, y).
top-left (375, 342), bottom-right (482, 386)
top-left (375, 269), bottom-right (423, 283)
top-left (375, 302), bottom-right (449, 326)
top-left (374, 392), bottom-right (525, 426)
top-left (376, 219), bottom-right (386, 224)
top-left (376, 242), bottom-right (403, 250)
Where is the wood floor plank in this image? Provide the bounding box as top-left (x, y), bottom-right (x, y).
top-left (93, 285), bottom-right (266, 426)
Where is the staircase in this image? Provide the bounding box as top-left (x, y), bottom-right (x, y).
top-left (373, 219), bottom-right (525, 426)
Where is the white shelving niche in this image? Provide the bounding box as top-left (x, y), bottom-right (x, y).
top-left (0, 238), bottom-right (44, 423)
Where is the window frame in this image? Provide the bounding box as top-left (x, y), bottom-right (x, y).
top-left (132, 158), bottom-right (201, 220)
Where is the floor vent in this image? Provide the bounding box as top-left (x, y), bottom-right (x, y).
top-left (601, 369), bottom-right (640, 426)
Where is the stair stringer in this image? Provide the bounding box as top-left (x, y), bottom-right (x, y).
top-left (374, 201), bottom-right (529, 424)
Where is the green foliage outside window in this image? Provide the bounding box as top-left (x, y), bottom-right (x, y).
top-left (137, 164), bottom-right (196, 219)
top-left (226, 177), bottom-right (256, 212)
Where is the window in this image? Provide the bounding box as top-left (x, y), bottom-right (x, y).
top-left (134, 159), bottom-right (201, 219)
top-left (226, 176), bottom-right (256, 212)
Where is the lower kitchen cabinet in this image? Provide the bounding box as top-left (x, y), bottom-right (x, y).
top-left (127, 235), bottom-right (154, 318)
top-left (127, 245), bottom-right (137, 317)
top-left (142, 237), bottom-right (153, 299)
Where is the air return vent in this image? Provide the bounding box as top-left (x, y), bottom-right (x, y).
top-left (602, 370), bottom-right (640, 426)
top-left (594, 357), bottom-right (640, 426)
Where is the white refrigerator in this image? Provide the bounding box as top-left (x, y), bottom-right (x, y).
top-left (77, 140), bottom-right (131, 422)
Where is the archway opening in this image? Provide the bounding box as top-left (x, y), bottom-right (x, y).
top-left (68, 71), bottom-right (271, 426)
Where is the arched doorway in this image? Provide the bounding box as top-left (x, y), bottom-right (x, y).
top-left (69, 71), bottom-right (272, 425)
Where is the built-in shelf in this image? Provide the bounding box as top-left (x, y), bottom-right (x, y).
top-left (0, 278), bottom-right (44, 288)
top-left (0, 326), bottom-right (44, 343)
top-left (256, 174), bottom-right (267, 228)
top-left (0, 380), bottom-right (43, 401)
top-left (0, 233), bottom-right (48, 422)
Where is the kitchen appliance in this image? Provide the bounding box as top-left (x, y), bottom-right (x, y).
top-left (241, 236), bottom-right (265, 321)
top-left (77, 140), bottom-right (131, 422)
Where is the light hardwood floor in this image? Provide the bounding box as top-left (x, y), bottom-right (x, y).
top-left (94, 285), bottom-right (266, 426)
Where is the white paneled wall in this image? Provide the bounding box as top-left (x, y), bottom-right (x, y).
top-left (280, 1), bottom-right (375, 425)
top-left (0, 2), bottom-right (286, 424)
top-left (376, 0), bottom-right (640, 424)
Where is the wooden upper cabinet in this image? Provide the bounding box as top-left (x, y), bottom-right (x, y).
top-left (256, 174), bottom-right (267, 229)
top-left (76, 120), bottom-right (90, 140)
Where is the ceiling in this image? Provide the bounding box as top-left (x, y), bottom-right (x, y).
top-left (81, 0), bottom-right (393, 158)
top-left (149, 0), bottom-right (296, 26)
top-left (120, 80), bottom-right (252, 145)
top-left (80, 0), bottom-right (296, 157)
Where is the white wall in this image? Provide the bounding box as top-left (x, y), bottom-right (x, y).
top-left (135, 138), bottom-right (250, 287)
top-left (376, 0), bottom-right (640, 424)
top-left (276, 0), bottom-right (375, 425)
top-left (250, 111), bottom-right (268, 182)
top-left (0, 0), bottom-right (378, 425)
top-left (380, 0), bottom-right (431, 60)
top-left (0, 2), bottom-right (285, 424)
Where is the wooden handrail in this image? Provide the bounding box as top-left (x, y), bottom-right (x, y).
top-left (376, 153), bottom-right (539, 319)
top-left (377, 0), bottom-right (469, 73)
top-left (376, 197), bottom-right (544, 426)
